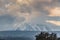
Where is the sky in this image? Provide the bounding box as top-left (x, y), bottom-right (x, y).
top-left (0, 0), bottom-right (60, 31)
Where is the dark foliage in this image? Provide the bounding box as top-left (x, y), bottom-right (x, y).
top-left (57, 38), bottom-right (60, 40)
top-left (35, 32), bottom-right (58, 40)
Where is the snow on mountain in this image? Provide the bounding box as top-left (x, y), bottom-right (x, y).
top-left (16, 23), bottom-right (53, 31)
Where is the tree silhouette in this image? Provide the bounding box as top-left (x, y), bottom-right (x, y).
top-left (35, 32), bottom-right (57, 40)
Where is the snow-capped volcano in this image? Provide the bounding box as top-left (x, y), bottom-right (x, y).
top-left (16, 22), bottom-right (60, 31)
top-left (16, 23), bottom-right (52, 31)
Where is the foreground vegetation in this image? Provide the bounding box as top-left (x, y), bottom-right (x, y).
top-left (35, 32), bottom-right (60, 40)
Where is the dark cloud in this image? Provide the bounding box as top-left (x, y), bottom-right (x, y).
top-left (0, 14), bottom-right (16, 25)
top-left (47, 16), bottom-right (60, 21)
top-left (58, 0), bottom-right (60, 2)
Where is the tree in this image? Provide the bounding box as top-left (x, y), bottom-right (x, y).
top-left (35, 32), bottom-right (57, 40)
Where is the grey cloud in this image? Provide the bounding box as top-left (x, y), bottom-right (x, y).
top-left (58, 0), bottom-right (60, 2)
top-left (20, 4), bottom-right (32, 14)
top-left (0, 0), bottom-right (60, 15)
top-left (30, 0), bottom-right (60, 15)
top-left (18, 0), bottom-right (50, 15)
top-left (47, 16), bottom-right (60, 21)
top-left (0, 14), bottom-right (16, 25)
top-left (0, 14), bottom-right (25, 25)
top-left (29, 0), bottom-right (52, 15)
top-left (0, 14), bottom-right (25, 31)
top-left (15, 17), bottom-right (25, 23)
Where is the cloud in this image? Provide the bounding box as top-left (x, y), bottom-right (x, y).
top-left (46, 20), bottom-right (60, 26)
top-left (0, 0), bottom-right (60, 16)
top-left (48, 7), bottom-right (60, 16)
top-left (0, 14), bottom-right (15, 31)
top-left (0, 14), bottom-right (25, 31)
top-left (0, 14), bottom-right (15, 25)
